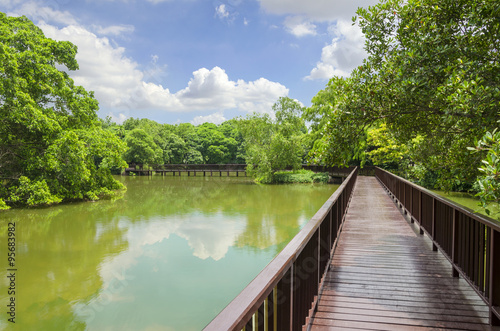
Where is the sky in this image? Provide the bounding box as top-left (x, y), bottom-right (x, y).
top-left (1, 0), bottom-right (379, 125)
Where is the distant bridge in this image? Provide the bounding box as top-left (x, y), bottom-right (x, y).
top-left (122, 164), bottom-right (372, 179)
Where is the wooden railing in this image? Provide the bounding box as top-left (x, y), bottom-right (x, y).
top-left (204, 167), bottom-right (358, 331)
top-left (125, 163), bottom-right (247, 171)
top-left (375, 167), bottom-right (500, 326)
top-left (125, 163), bottom-right (374, 173)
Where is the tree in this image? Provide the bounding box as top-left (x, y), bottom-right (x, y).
top-left (366, 123), bottom-right (408, 169)
top-left (0, 13), bottom-right (127, 208)
top-left (469, 129), bottom-right (500, 214)
top-left (305, 0), bottom-right (500, 191)
top-left (196, 123), bottom-right (227, 163)
top-left (164, 133), bottom-right (187, 164)
top-left (238, 97), bottom-right (305, 183)
top-left (123, 129), bottom-right (163, 166)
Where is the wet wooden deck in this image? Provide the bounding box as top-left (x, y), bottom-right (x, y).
top-left (310, 176), bottom-right (495, 331)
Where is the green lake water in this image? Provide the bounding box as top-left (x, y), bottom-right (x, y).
top-left (433, 190), bottom-right (500, 221)
top-left (0, 175), bottom-right (338, 331)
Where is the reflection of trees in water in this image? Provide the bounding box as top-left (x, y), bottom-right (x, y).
top-left (0, 205), bottom-right (128, 331)
top-left (0, 176), bottom-right (335, 330)
top-left (118, 176), bottom-right (336, 252)
top-left (234, 184), bottom-right (338, 254)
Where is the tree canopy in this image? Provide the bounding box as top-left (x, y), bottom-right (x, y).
top-left (305, 0), bottom-right (500, 192)
top-left (0, 13), bottom-right (126, 209)
top-left (238, 97), bottom-right (306, 183)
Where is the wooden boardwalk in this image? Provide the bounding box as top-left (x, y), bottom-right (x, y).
top-left (310, 176), bottom-right (496, 331)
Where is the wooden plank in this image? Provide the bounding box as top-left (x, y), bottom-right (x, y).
top-left (319, 291), bottom-right (485, 305)
top-left (311, 319), bottom-right (446, 331)
top-left (321, 281), bottom-right (480, 296)
top-left (316, 300), bottom-right (489, 319)
top-left (313, 313), bottom-right (489, 330)
top-left (316, 306), bottom-right (489, 324)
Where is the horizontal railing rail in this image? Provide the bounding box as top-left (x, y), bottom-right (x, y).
top-left (375, 167), bottom-right (500, 326)
top-left (126, 163), bottom-right (247, 171)
top-left (203, 167), bottom-right (358, 331)
top-left (125, 163), bottom-right (375, 176)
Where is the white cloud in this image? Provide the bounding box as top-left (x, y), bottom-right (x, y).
top-left (259, 0), bottom-right (378, 21)
top-left (305, 20), bottom-right (367, 80)
top-left (215, 3), bottom-right (238, 24)
top-left (93, 24), bottom-right (135, 37)
top-left (175, 67), bottom-right (289, 112)
top-left (108, 112), bottom-right (129, 124)
top-left (215, 4), bottom-right (230, 19)
top-left (4, 0), bottom-right (289, 115)
top-left (40, 23), bottom-right (287, 113)
top-left (283, 16), bottom-right (317, 37)
top-left (6, 1), bottom-right (77, 26)
top-left (191, 112), bottom-right (226, 126)
top-left (39, 23), bottom-right (147, 105)
top-left (256, 0), bottom-right (378, 80)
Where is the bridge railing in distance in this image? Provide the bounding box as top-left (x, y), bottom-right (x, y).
top-left (203, 167), bottom-right (358, 331)
top-left (127, 163), bottom-right (247, 171)
top-left (127, 163), bottom-right (360, 172)
top-left (375, 167), bottom-right (500, 326)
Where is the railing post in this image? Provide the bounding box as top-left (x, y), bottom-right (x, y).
top-left (273, 287), bottom-right (277, 331)
top-left (290, 264), bottom-right (294, 331)
top-left (264, 298), bottom-right (268, 331)
top-left (252, 312), bottom-right (258, 331)
top-left (452, 209), bottom-right (459, 277)
top-left (410, 185), bottom-right (413, 220)
top-left (432, 198), bottom-right (437, 251)
top-left (490, 229), bottom-right (500, 325)
top-left (419, 191), bottom-right (424, 235)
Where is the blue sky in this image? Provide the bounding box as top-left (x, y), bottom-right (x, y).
top-left (1, 0), bottom-right (379, 125)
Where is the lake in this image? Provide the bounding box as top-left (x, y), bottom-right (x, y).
top-left (0, 175), bottom-right (338, 331)
top-left (433, 190), bottom-right (500, 220)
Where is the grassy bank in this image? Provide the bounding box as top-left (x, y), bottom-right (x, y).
top-left (267, 170), bottom-right (329, 184)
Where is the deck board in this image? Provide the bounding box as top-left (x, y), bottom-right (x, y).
top-left (310, 176), bottom-right (496, 330)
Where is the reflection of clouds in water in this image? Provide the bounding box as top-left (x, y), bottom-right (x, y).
top-left (175, 213), bottom-right (246, 260)
top-left (99, 212), bottom-right (246, 286)
top-left (76, 213), bottom-right (246, 322)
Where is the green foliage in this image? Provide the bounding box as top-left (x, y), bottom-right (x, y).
top-left (123, 129), bottom-right (163, 166)
top-left (306, 0), bottom-right (500, 191)
top-left (10, 176), bottom-right (62, 206)
top-left (238, 97), bottom-right (305, 183)
top-left (366, 123), bottom-right (408, 169)
top-left (0, 198), bottom-right (9, 210)
top-left (116, 117), bottom-right (244, 165)
top-left (273, 170), bottom-right (329, 184)
top-left (0, 13), bottom-right (127, 207)
top-left (469, 129), bottom-right (500, 214)
top-left (196, 123), bottom-right (239, 163)
top-left (164, 133), bottom-right (187, 164)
